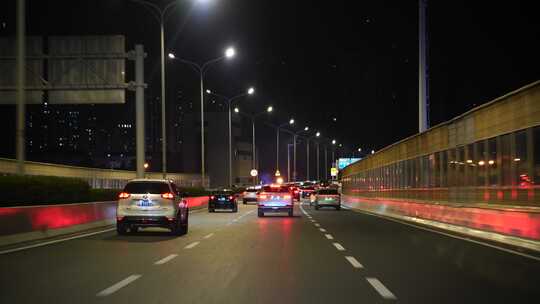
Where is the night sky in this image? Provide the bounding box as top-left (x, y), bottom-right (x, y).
top-left (1, 0), bottom-right (539, 173)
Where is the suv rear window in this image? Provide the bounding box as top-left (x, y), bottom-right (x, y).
top-left (318, 189), bottom-right (338, 195)
top-left (124, 182), bottom-right (170, 194)
top-left (262, 185), bottom-right (289, 193)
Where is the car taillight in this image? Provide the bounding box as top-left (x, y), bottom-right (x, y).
top-left (259, 194), bottom-right (267, 199)
top-left (118, 192), bottom-right (130, 199)
top-left (210, 195), bottom-right (215, 200)
top-left (294, 190), bottom-right (299, 194)
top-left (229, 195), bottom-right (234, 200)
top-left (161, 192), bottom-right (174, 199)
top-left (284, 195), bottom-right (292, 199)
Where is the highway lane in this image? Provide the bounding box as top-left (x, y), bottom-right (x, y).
top-left (1, 201), bottom-right (539, 303)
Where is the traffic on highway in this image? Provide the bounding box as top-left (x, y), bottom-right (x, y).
top-left (2, 178), bottom-right (540, 303)
top-left (1, 1), bottom-right (540, 303)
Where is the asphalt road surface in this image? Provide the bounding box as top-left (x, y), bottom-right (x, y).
top-left (1, 201), bottom-right (539, 303)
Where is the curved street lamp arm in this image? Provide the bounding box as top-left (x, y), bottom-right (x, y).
top-left (128, 0), bottom-right (162, 23)
top-left (201, 56), bottom-right (226, 75)
top-left (162, 1), bottom-right (180, 21)
top-left (174, 58), bottom-right (202, 74)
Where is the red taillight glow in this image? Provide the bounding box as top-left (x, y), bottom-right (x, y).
top-left (294, 190), bottom-right (299, 194)
top-left (259, 194), bottom-right (267, 199)
top-left (229, 195), bottom-right (234, 200)
top-left (210, 195), bottom-right (215, 200)
top-left (161, 192), bottom-right (174, 199)
top-left (118, 192), bottom-right (130, 199)
top-left (284, 195), bottom-right (292, 199)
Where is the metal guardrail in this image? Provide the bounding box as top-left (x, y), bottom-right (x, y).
top-left (0, 158), bottom-right (208, 188)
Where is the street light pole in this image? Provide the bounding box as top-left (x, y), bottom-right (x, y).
top-left (293, 135), bottom-right (297, 181)
top-left (291, 126), bottom-right (309, 181)
top-left (306, 139), bottom-right (310, 180)
top-left (316, 142), bottom-right (320, 181)
top-left (206, 88), bottom-right (254, 188)
top-left (252, 119), bottom-right (256, 184)
top-left (275, 119), bottom-right (295, 176)
top-left (324, 146), bottom-right (328, 180)
top-left (168, 48), bottom-right (235, 187)
top-left (129, 0), bottom-right (180, 179)
top-left (236, 106), bottom-right (272, 185)
top-left (160, 19), bottom-right (166, 178)
top-left (306, 132), bottom-right (320, 181)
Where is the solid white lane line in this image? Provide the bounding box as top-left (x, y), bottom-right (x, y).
top-left (345, 256), bottom-right (363, 269)
top-left (319, 228), bottom-right (327, 232)
top-left (333, 242), bottom-right (346, 251)
top-left (96, 275), bottom-right (142, 297)
top-left (184, 241), bottom-right (200, 249)
top-left (366, 277), bottom-right (397, 300)
top-left (203, 233), bottom-right (214, 239)
top-left (314, 223), bottom-right (321, 227)
top-left (0, 227), bottom-right (116, 255)
top-left (154, 254), bottom-right (178, 265)
top-left (352, 208), bottom-right (540, 261)
top-left (325, 234), bottom-right (334, 240)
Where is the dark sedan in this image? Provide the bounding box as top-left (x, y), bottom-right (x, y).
top-left (208, 190), bottom-right (238, 213)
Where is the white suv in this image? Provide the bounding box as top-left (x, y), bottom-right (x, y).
top-left (116, 179), bottom-right (188, 235)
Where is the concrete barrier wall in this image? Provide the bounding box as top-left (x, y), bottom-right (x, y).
top-left (342, 195), bottom-right (540, 241)
top-left (0, 157), bottom-right (208, 188)
top-left (0, 196), bottom-right (209, 248)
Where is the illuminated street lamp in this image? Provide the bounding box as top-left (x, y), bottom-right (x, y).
top-left (206, 87), bottom-right (255, 187)
top-left (235, 105), bottom-right (273, 185)
top-left (168, 47), bottom-right (236, 186)
top-left (307, 131), bottom-right (321, 180)
top-left (275, 118), bottom-right (295, 175)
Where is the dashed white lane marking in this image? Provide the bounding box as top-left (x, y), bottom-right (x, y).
top-left (345, 256), bottom-right (364, 269)
top-left (319, 228), bottom-right (327, 232)
top-left (366, 277), bottom-right (397, 300)
top-left (333, 242), bottom-right (346, 251)
top-left (325, 234), bottom-right (334, 240)
top-left (154, 254), bottom-right (178, 265)
top-left (96, 274), bottom-right (142, 297)
top-left (184, 241), bottom-right (200, 249)
top-left (203, 233), bottom-right (214, 239)
top-left (314, 223), bottom-right (321, 227)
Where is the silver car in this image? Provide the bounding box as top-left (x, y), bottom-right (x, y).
top-left (313, 188), bottom-right (341, 210)
top-left (116, 179), bottom-right (188, 235)
top-left (242, 187), bottom-right (259, 204)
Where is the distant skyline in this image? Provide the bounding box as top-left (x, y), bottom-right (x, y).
top-left (0, 0), bottom-right (539, 171)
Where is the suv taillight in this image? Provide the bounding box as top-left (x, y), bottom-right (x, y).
top-left (118, 192), bottom-right (130, 199)
top-left (229, 195), bottom-right (234, 200)
top-left (284, 195), bottom-right (292, 199)
top-left (258, 194), bottom-right (267, 199)
top-left (161, 192), bottom-right (174, 199)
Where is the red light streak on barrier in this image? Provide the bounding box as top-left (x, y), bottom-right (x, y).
top-left (343, 195), bottom-right (540, 240)
top-left (0, 197), bottom-right (209, 236)
top-left (184, 196), bottom-right (209, 208)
